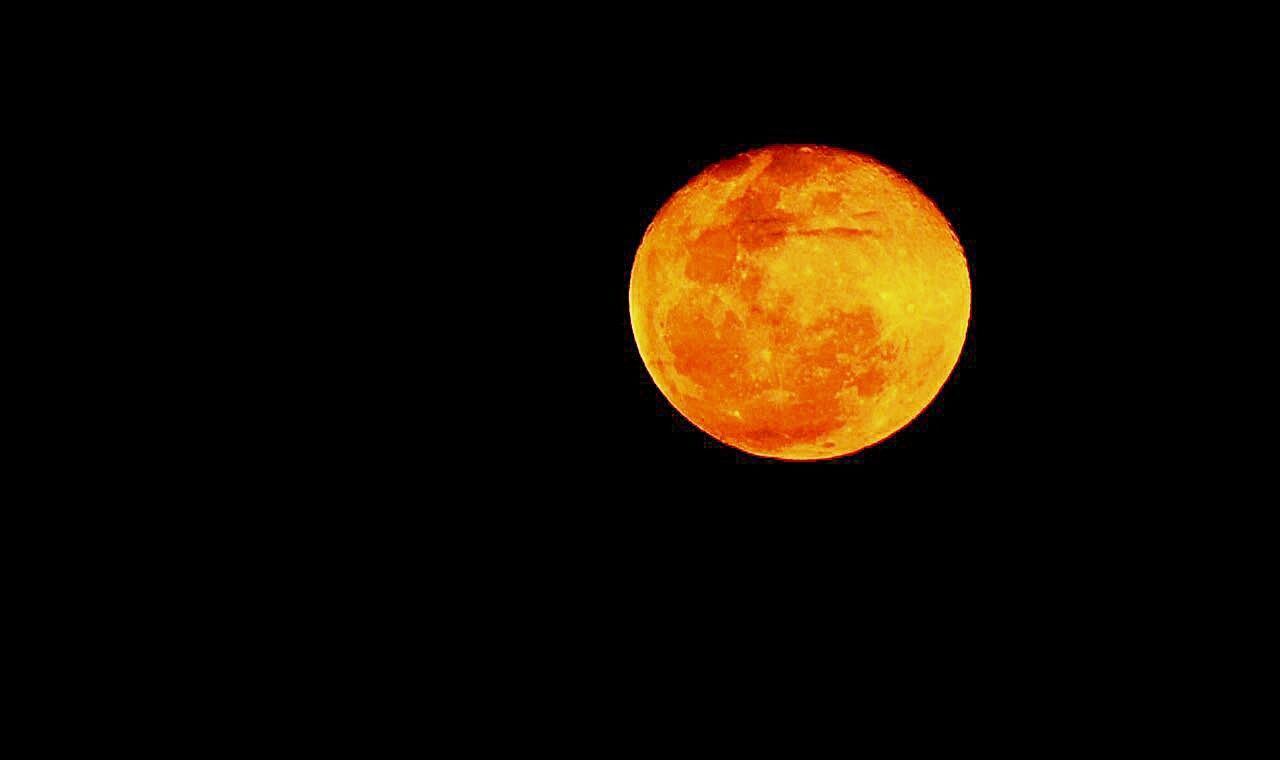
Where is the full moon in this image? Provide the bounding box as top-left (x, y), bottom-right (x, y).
top-left (629, 145), bottom-right (970, 460)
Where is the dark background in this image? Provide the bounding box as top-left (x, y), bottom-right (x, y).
top-left (78, 31), bottom-right (1262, 714)
top-left (36, 20), bottom-right (1256, 719)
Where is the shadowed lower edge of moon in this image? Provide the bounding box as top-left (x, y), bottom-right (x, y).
top-left (636, 296), bottom-right (965, 461)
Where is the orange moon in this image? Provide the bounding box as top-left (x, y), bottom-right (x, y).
top-left (629, 145), bottom-right (970, 460)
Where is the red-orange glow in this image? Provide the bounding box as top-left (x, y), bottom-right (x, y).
top-left (629, 145), bottom-right (970, 460)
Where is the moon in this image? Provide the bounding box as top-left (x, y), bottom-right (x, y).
top-left (629, 145), bottom-right (970, 460)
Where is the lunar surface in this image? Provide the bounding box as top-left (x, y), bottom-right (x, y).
top-left (629, 145), bottom-right (970, 460)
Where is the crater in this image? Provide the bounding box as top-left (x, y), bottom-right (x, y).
top-left (685, 226), bottom-right (737, 283)
top-left (813, 191), bottom-right (843, 214)
top-left (664, 296), bottom-right (747, 397)
top-left (707, 153), bottom-right (752, 181)
top-left (761, 147), bottom-right (826, 185)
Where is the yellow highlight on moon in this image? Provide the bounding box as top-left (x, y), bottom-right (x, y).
top-left (629, 145), bottom-right (970, 460)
